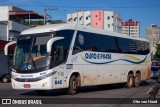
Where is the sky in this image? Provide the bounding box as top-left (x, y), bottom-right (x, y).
top-left (0, 0), bottom-right (160, 39)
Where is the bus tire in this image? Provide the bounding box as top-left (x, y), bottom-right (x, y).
top-left (36, 90), bottom-right (45, 96)
top-left (134, 73), bottom-right (141, 87)
top-left (125, 74), bottom-right (133, 88)
top-left (67, 75), bottom-right (77, 95)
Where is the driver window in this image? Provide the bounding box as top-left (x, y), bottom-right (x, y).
top-left (53, 46), bottom-right (64, 62)
top-left (51, 40), bottom-right (66, 67)
top-left (50, 30), bottom-right (74, 68)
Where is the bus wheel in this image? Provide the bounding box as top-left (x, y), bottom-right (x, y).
top-left (134, 73), bottom-right (141, 87)
top-left (125, 74), bottom-right (133, 88)
top-left (36, 90), bottom-right (45, 96)
top-left (67, 75), bottom-right (77, 95)
top-left (2, 76), bottom-right (9, 83)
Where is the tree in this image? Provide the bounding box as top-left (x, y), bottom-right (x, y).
top-left (153, 44), bottom-right (160, 60)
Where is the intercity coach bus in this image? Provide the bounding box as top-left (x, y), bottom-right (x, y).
top-left (6, 24), bottom-right (151, 95)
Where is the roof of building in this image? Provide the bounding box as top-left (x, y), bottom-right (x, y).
top-left (9, 10), bottom-right (44, 19)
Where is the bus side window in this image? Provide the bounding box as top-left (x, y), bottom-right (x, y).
top-left (72, 34), bottom-right (84, 55)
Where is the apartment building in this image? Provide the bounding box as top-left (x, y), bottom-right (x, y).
top-left (67, 10), bottom-right (122, 33)
top-left (122, 19), bottom-right (140, 38)
top-left (146, 25), bottom-right (160, 55)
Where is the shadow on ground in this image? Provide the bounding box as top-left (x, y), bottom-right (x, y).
top-left (20, 80), bottom-right (157, 97)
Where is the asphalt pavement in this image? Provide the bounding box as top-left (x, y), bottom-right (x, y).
top-left (0, 79), bottom-right (159, 107)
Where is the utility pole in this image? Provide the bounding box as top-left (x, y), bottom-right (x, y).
top-left (43, 8), bottom-right (58, 25)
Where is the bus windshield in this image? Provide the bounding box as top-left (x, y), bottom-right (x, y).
top-left (13, 30), bottom-right (74, 72)
top-left (13, 33), bottom-right (52, 71)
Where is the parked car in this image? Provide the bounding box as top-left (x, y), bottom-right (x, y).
top-left (0, 75), bottom-right (11, 83)
top-left (152, 60), bottom-right (160, 69)
top-left (151, 67), bottom-right (160, 79)
top-left (0, 51), bottom-right (12, 83)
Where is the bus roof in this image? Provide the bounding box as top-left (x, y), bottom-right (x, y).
top-left (20, 23), bottom-right (148, 42)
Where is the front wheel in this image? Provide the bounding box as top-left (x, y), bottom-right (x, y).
top-left (67, 75), bottom-right (78, 95)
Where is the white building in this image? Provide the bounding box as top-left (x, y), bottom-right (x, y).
top-left (122, 19), bottom-right (140, 38)
top-left (67, 10), bottom-right (122, 33)
top-left (0, 6), bottom-right (43, 41)
top-left (103, 11), bottom-right (122, 33)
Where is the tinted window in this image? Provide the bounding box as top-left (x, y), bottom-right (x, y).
top-left (72, 31), bottom-right (117, 54)
top-left (72, 31), bottom-right (150, 55)
top-left (51, 30), bottom-right (74, 67)
top-left (151, 67), bottom-right (159, 71)
top-left (118, 38), bottom-right (150, 55)
top-left (118, 38), bottom-right (137, 54)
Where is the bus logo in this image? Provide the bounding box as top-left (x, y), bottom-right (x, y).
top-left (24, 64), bottom-right (28, 70)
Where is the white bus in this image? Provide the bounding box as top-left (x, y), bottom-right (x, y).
top-left (8, 24), bottom-right (151, 95)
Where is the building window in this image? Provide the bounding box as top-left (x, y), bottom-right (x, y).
top-left (96, 15), bottom-right (98, 17)
top-left (131, 27), bottom-right (137, 29)
top-left (74, 17), bottom-right (77, 21)
top-left (108, 24), bottom-right (110, 28)
top-left (96, 23), bottom-right (97, 25)
top-left (79, 16), bottom-right (83, 21)
top-left (86, 17), bottom-right (88, 20)
top-left (68, 19), bottom-right (71, 22)
top-left (107, 16), bottom-right (110, 20)
top-left (112, 16), bottom-right (114, 18)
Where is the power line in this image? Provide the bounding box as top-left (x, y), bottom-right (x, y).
top-left (42, 5), bottom-right (160, 9)
top-left (2, 4), bottom-right (160, 9)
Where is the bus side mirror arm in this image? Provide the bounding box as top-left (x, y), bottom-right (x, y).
top-left (4, 41), bottom-right (16, 55)
top-left (47, 37), bottom-right (64, 53)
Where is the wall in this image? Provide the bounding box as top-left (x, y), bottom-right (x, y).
top-left (83, 11), bottom-right (91, 26)
top-left (104, 11), bottom-right (114, 31)
top-left (0, 6), bottom-right (9, 21)
top-left (0, 22), bottom-right (8, 41)
top-left (91, 11), bottom-right (104, 29)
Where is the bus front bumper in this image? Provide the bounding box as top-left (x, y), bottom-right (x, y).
top-left (11, 77), bottom-right (53, 90)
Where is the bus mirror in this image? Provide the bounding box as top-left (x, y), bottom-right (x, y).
top-left (4, 41), bottom-right (16, 55)
top-left (47, 37), bottom-right (64, 53)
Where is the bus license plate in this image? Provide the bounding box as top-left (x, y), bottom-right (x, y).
top-left (24, 84), bottom-right (31, 88)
